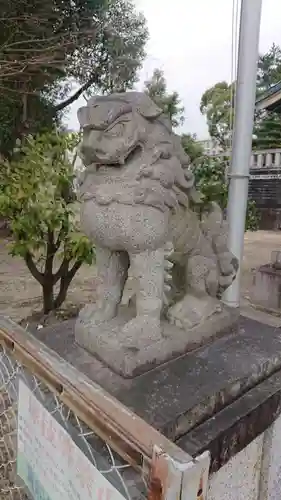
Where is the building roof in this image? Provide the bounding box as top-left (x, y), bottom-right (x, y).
top-left (256, 81), bottom-right (281, 113)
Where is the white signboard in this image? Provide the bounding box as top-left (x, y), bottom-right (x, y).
top-left (17, 379), bottom-right (126, 500)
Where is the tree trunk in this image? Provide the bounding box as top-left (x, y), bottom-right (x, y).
top-left (22, 93), bottom-right (27, 122)
top-left (42, 228), bottom-right (56, 313)
top-left (42, 282), bottom-right (55, 314)
top-left (54, 260), bottom-right (83, 309)
top-left (54, 276), bottom-right (72, 310)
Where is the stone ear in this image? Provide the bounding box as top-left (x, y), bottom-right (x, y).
top-left (137, 98), bottom-right (163, 119)
top-left (77, 106), bottom-right (90, 127)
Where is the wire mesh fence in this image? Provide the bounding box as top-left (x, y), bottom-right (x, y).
top-left (0, 343), bottom-right (148, 500)
top-left (0, 317), bottom-right (209, 500)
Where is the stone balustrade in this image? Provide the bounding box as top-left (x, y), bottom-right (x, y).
top-left (250, 149), bottom-right (281, 169)
top-left (211, 148), bottom-right (281, 230)
top-left (213, 149), bottom-right (281, 169)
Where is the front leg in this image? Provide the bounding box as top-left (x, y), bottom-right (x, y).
top-left (82, 246), bottom-right (129, 325)
top-left (121, 248), bottom-right (165, 345)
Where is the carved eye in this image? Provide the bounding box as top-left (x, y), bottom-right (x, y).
top-left (105, 122), bottom-right (125, 137)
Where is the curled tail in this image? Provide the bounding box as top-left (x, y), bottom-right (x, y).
top-left (200, 202), bottom-right (238, 294)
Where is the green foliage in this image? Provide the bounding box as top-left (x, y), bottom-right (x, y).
top-left (0, 131), bottom-right (95, 313)
top-left (0, 0), bottom-right (107, 155)
top-left (0, 0), bottom-right (107, 95)
top-left (192, 156), bottom-right (260, 231)
top-left (0, 94), bottom-right (60, 159)
top-left (193, 156), bottom-right (229, 208)
top-left (181, 133), bottom-right (204, 162)
top-left (200, 43), bottom-right (281, 150)
top-left (73, 0), bottom-right (148, 95)
top-left (200, 81), bottom-right (234, 149)
top-left (246, 200), bottom-right (261, 232)
top-left (257, 43), bottom-right (281, 95)
top-left (254, 43), bottom-right (281, 149)
top-left (253, 111), bottom-right (281, 150)
top-left (0, 0), bottom-right (148, 157)
top-left (144, 69), bottom-right (184, 128)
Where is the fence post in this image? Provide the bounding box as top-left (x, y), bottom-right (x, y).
top-left (148, 447), bottom-right (210, 500)
top-left (148, 446), bottom-right (185, 500)
top-left (181, 451), bottom-right (210, 499)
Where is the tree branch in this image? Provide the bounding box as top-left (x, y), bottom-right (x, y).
top-left (53, 257), bottom-right (70, 283)
top-left (53, 257), bottom-right (82, 284)
top-left (53, 260), bottom-right (83, 309)
top-left (24, 251), bottom-right (44, 285)
top-left (67, 260), bottom-right (83, 281)
top-left (54, 74), bottom-right (99, 112)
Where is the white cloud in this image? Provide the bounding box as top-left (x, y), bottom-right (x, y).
top-left (66, 0), bottom-right (281, 139)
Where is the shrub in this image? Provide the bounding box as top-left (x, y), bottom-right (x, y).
top-left (0, 131), bottom-right (94, 314)
top-left (192, 155), bottom-right (260, 231)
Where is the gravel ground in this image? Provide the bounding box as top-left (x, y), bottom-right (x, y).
top-left (1, 231), bottom-right (281, 323)
top-left (0, 237), bottom-right (97, 323)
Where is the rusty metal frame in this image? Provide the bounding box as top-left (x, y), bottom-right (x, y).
top-left (0, 315), bottom-right (192, 491)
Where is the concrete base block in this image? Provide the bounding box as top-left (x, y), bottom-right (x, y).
top-left (208, 435), bottom-right (263, 500)
top-left (252, 264), bottom-right (281, 310)
top-left (259, 411), bottom-right (281, 500)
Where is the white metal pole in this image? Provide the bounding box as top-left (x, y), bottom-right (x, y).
top-left (223, 0), bottom-right (263, 308)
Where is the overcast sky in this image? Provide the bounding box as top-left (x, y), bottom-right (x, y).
top-left (66, 0), bottom-right (281, 139)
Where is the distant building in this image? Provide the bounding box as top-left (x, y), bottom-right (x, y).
top-left (196, 138), bottom-right (223, 156)
top-left (251, 83), bottom-right (281, 230)
top-left (255, 81), bottom-right (281, 113)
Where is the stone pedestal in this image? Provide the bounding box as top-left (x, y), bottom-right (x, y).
top-left (35, 315), bottom-right (281, 473)
top-left (75, 304), bottom-right (239, 378)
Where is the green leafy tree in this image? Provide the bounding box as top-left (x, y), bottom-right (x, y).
top-left (69, 0), bottom-right (148, 97)
top-left (181, 133), bottom-right (204, 162)
top-left (257, 43), bottom-right (281, 95)
top-left (0, 0), bottom-right (148, 157)
top-left (144, 69), bottom-right (184, 128)
top-left (201, 44), bottom-right (281, 151)
top-left (200, 82), bottom-right (234, 150)
top-left (0, 132), bottom-right (94, 314)
top-left (254, 43), bottom-right (281, 149)
top-left (193, 156), bottom-right (260, 231)
top-left (0, 0), bottom-right (107, 146)
top-left (253, 112), bottom-right (281, 149)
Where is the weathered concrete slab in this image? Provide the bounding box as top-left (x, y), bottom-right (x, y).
top-left (177, 369), bottom-right (281, 473)
top-left (35, 316), bottom-right (281, 447)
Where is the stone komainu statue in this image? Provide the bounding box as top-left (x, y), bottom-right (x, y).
top-left (77, 91), bottom-right (238, 338)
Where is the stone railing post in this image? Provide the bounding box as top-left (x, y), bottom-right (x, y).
top-left (257, 154), bottom-right (263, 168)
top-left (275, 152), bottom-right (281, 167)
top-left (266, 153), bottom-right (272, 167)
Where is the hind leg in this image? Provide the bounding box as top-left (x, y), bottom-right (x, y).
top-left (167, 255), bottom-right (220, 329)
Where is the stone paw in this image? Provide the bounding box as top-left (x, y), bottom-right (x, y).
top-left (167, 300), bottom-right (202, 329)
top-left (167, 294), bottom-right (221, 330)
top-left (121, 316), bottom-right (163, 350)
